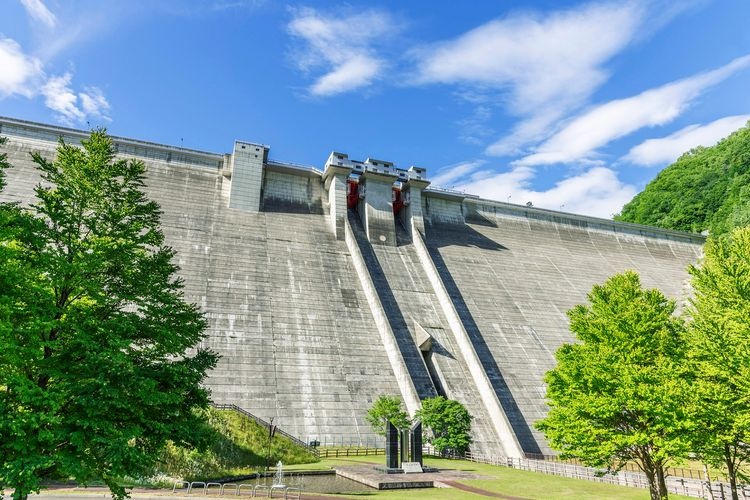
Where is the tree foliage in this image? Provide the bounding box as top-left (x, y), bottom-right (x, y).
top-left (686, 227), bottom-right (750, 500)
top-left (366, 395), bottom-right (411, 436)
top-left (616, 121), bottom-right (750, 236)
top-left (535, 272), bottom-right (691, 500)
top-left (0, 136), bottom-right (8, 190)
top-left (415, 396), bottom-right (472, 454)
top-left (0, 132), bottom-right (219, 500)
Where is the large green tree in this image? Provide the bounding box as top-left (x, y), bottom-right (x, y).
top-left (536, 271), bottom-right (692, 500)
top-left (0, 133), bottom-right (218, 499)
top-left (686, 227), bottom-right (750, 500)
top-left (415, 396), bottom-right (472, 454)
top-left (366, 395), bottom-right (411, 436)
top-left (616, 121), bottom-right (750, 236)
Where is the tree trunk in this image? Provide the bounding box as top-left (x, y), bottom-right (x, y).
top-left (13, 487), bottom-right (29, 500)
top-left (704, 463), bottom-right (715, 500)
top-left (644, 467), bottom-right (661, 500)
top-left (725, 444), bottom-right (739, 500)
top-left (656, 465), bottom-right (669, 499)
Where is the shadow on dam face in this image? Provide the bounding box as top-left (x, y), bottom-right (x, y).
top-left (261, 196), bottom-right (324, 215)
top-left (348, 210), bottom-right (438, 400)
top-left (426, 221), bottom-right (508, 252)
top-left (424, 222), bottom-right (543, 455)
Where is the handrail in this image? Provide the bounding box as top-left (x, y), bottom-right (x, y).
top-left (266, 158), bottom-right (324, 175)
top-left (211, 403), bottom-right (320, 457)
top-left (425, 185), bottom-right (479, 198)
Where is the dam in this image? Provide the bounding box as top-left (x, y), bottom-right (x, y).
top-left (0, 116), bottom-right (704, 458)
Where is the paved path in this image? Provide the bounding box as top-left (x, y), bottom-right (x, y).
top-left (441, 480), bottom-right (530, 499)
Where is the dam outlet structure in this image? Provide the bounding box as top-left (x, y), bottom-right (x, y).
top-left (0, 116), bottom-right (704, 458)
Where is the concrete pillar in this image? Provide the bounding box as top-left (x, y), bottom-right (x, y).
top-left (359, 171), bottom-right (397, 246)
top-left (400, 429), bottom-right (409, 464)
top-left (228, 140), bottom-right (267, 212)
top-left (404, 180), bottom-right (430, 237)
top-left (322, 165), bottom-right (350, 240)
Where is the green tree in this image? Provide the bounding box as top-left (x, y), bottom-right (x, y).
top-left (535, 271), bottom-right (692, 500)
top-left (0, 136), bottom-right (8, 190)
top-left (686, 227), bottom-right (750, 500)
top-left (616, 121), bottom-right (750, 236)
top-left (0, 132), bottom-right (219, 500)
top-left (415, 396), bottom-right (472, 454)
top-left (366, 395), bottom-right (411, 436)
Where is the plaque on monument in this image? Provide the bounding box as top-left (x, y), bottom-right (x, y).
top-left (410, 421), bottom-right (423, 466)
top-left (401, 461), bottom-right (424, 473)
top-left (385, 421), bottom-right (399, 469)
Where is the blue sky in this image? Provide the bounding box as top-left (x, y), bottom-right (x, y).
top-left (2, 0), bottom-right (749, 218)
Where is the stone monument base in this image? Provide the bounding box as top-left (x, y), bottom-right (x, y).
top-left (373, 466), bottom-right (440, 475)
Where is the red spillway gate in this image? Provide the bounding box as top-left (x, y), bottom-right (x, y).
top-left (347, 179), bottom-right (359, 209)
top-left (392, 187), bottom-right (404, 214)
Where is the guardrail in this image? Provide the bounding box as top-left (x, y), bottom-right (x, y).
top-left (523, 452), bottom-right (708, 480)
top-left (211, 403), bottom-right (319, 458)
top-left (424, 185), bottom-right (480, 198)
top-left (266, 159), bottom-right (323, 175)
top-left (317, 447), bottom-right (385, 458)
top-left (303, 435), bottom-right (386, 448)
top-left (422, 446), bottom-right (750, 499)
top-left (172, 480), bottom-right (302, 498)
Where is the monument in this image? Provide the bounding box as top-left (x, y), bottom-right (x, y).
top-left (379, 421), bottom-right (426, 474)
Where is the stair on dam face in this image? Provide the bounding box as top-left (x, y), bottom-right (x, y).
top-left (348, 211), bottom-right (500, 455)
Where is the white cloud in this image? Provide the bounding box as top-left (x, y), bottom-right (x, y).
top-left (40, 73), bottom-right (85, 124)
top-left (287, 7), bottom-right (396, 96)
top-left (431, 160), bottom-right (486, 187)
top-left (79, 86), bottom-right (111, 118)
top-left (20, 0), bottom-right (57, 28)
top-left (0, 34), bottom-right (111, 125)
top-left (457, 105), bottom-right (494, 146)
top-left (519, 54), bottom-right (750, 166)
top-left (625, 114), bottom-right (750, 166)
top-left (444, 164), bottom-right (637, 219)
top-left (488, 110), bottom-right (563, 156)
top-left (310, 55), bottom-right (382, 96)
top-left (412, 2), bottom-right (643, 154)
top-left (40, 73), bottom-right (111, 125)
top-left (0, 37), bottom-right (44, 97)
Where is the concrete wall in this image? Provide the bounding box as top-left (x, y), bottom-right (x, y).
top-left (0, 124), bottom-right (402, 445)
top-left (421, 196), bottom-right (703, 454)
top-left (423, 195), bottom-right (465, 226)
top-left (262, 170), bottom-right (323, 214)
top-left (0, 117), bottom-right (705, 455)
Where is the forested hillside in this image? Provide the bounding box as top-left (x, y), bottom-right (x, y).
top-left (616, 122), bottom-right (750, 236)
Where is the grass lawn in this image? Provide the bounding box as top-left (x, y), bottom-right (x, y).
top-left (280, 455), bottom-right (692, 499)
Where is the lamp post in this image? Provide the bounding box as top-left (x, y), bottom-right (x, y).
top-left (266, 417), bottom-right (276, 473)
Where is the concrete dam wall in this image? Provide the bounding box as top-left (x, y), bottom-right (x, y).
top-left (0, 117), bottom-right (705, 457)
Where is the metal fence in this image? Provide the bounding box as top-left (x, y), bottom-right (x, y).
top-left (211, 404), bottom-right (319, 458)
top-left (524, 452), bottom-right (708, 480)
top-left (423, 446), bottom-right (750, 500)
top-left (317, 447), bottom-right (385, 458)
top-left (303, 435), bottom-right (386, 449)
